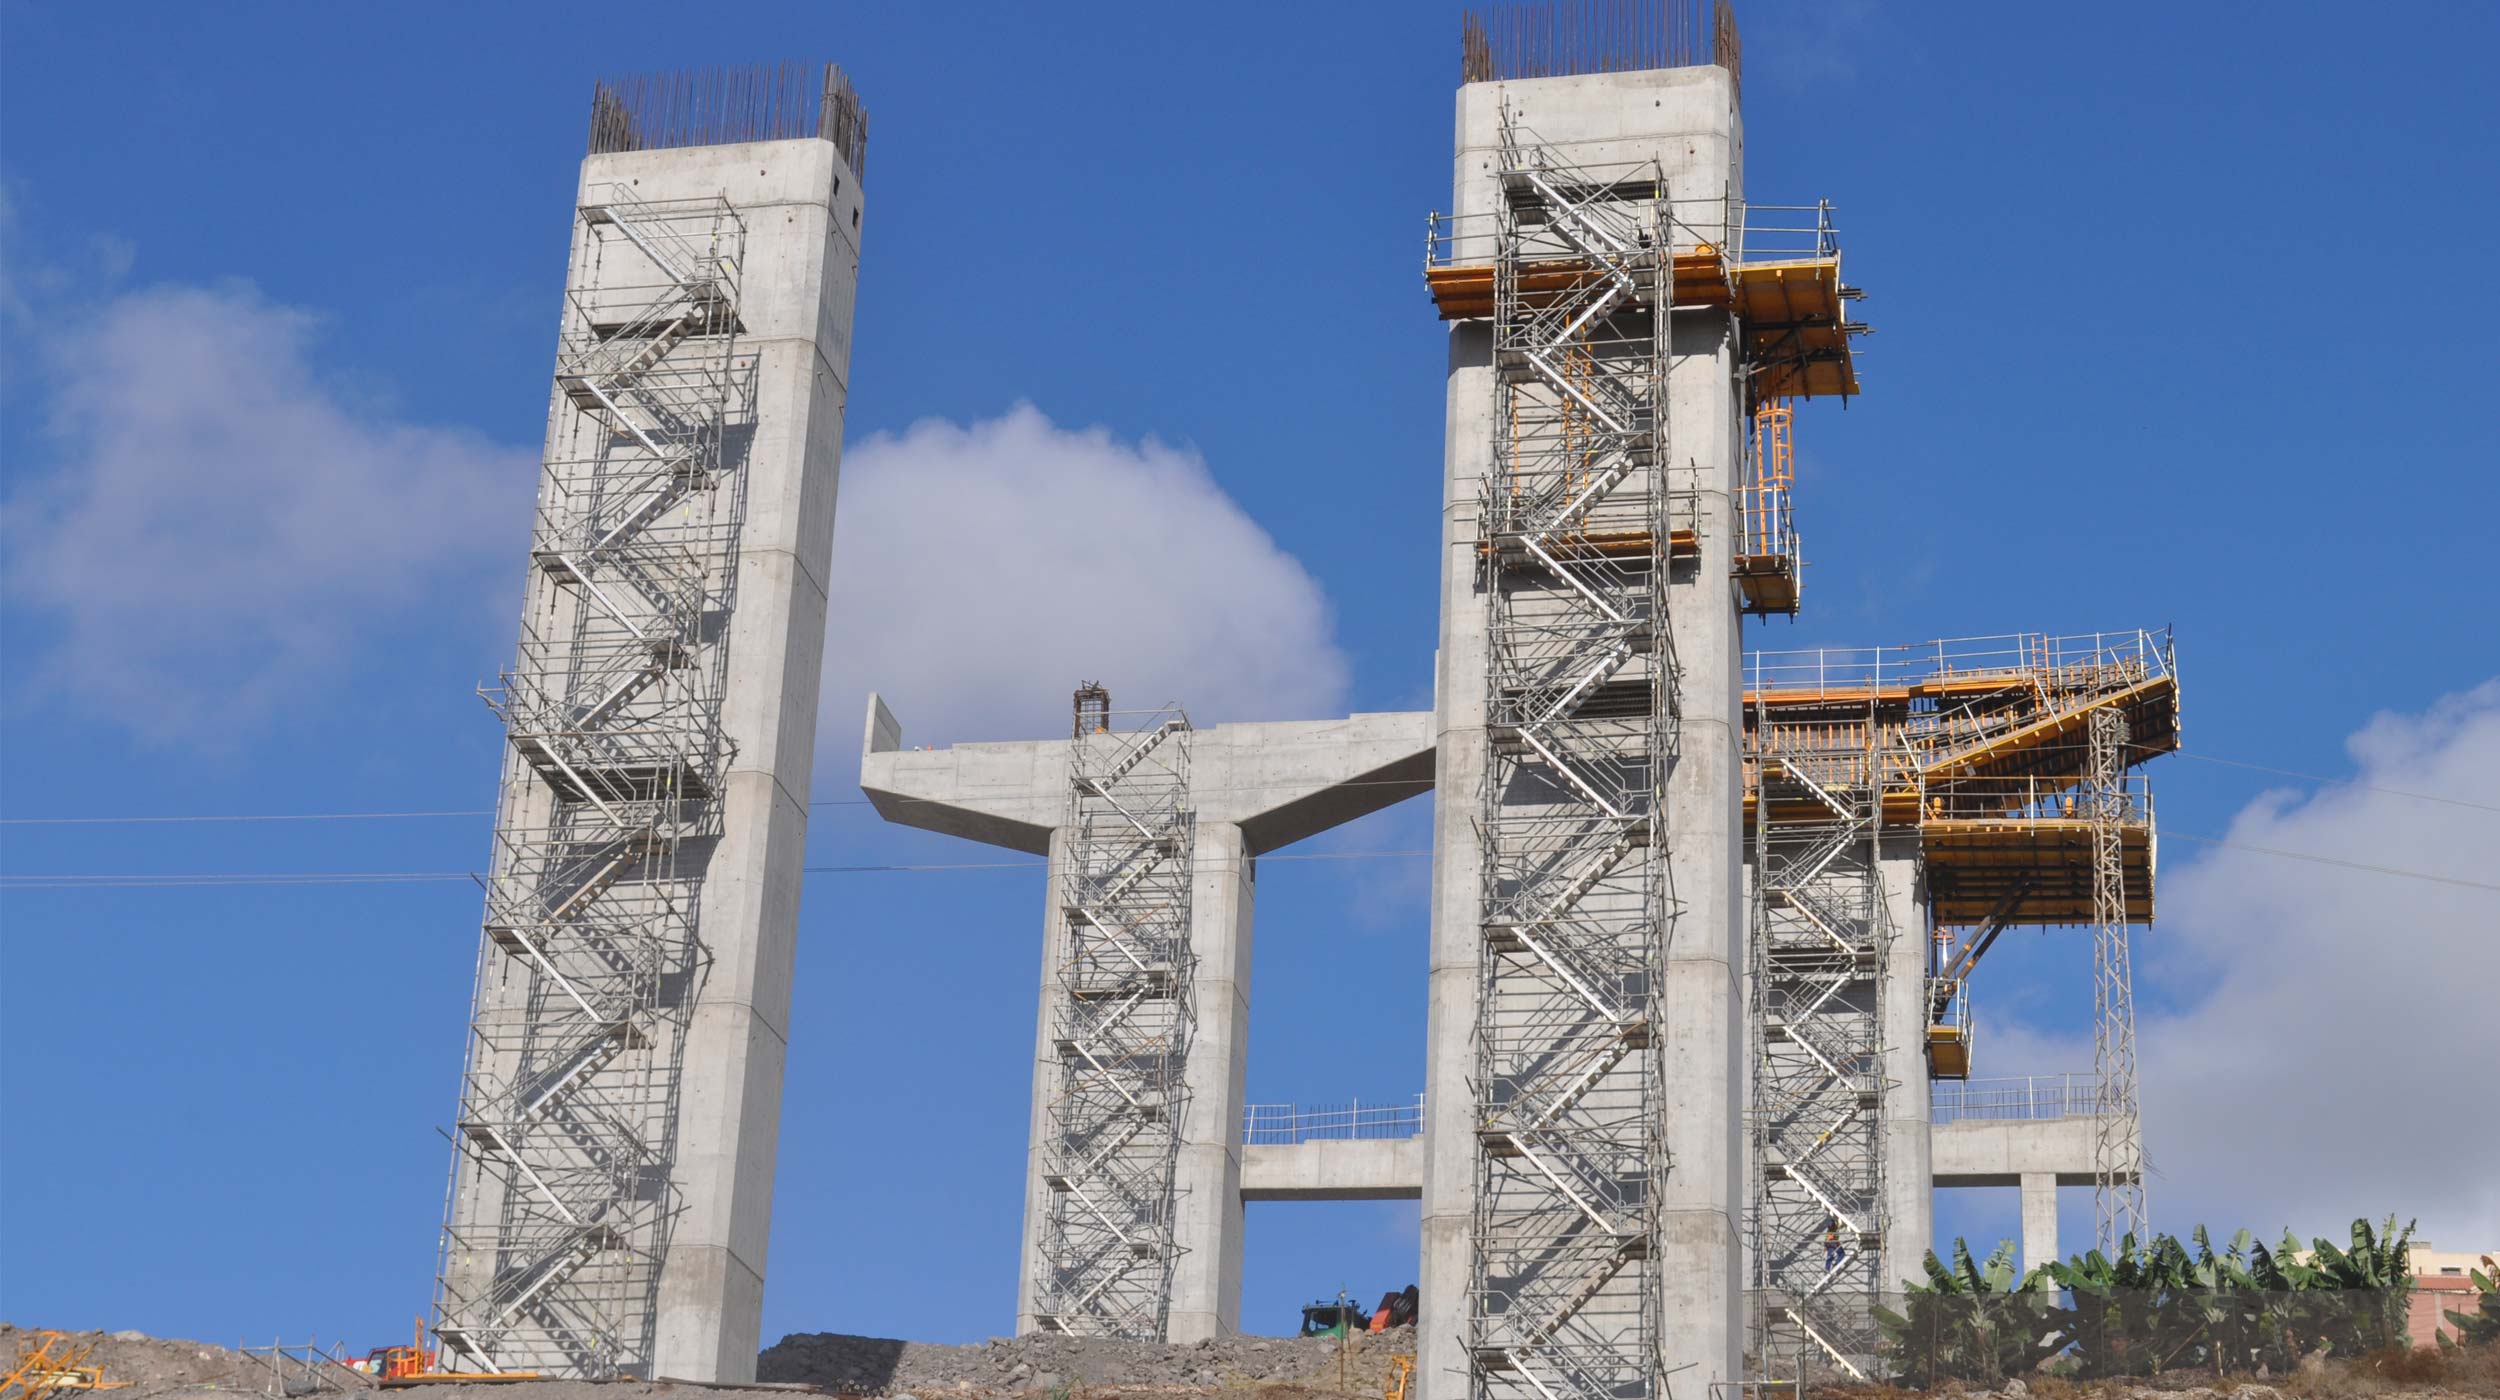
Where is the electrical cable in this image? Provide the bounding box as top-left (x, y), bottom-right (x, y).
top-left (2, 836), bottom-right (2487, 893)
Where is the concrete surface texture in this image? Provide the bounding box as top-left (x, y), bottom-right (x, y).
top-left (1881, 852), bottom-right (1938, 1289)
top-left (860, 697), bottom-right (1433, 1341)
top-left (614, 135), bottom-right (862, 1386)
top-left (1239, 1137), bottom-right (1428, 1202)
top-left (2021, 1172), bottom-right (2060, 1274)
top-left (1930, 1115), bottom-right (2108, 1188)
top-left (1419, 63), bottom-right (1746, 1400)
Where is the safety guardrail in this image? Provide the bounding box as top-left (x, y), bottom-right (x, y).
top-left (1242, 1096), bottom-right (1426, 1145)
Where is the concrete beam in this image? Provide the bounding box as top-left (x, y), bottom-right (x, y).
top-left (1930, 1116), bottom-right (2116, 1188)
top-left (860, 695), bottom-right (1434, 856)
top-left (1240, 1138), bottom-right (1427, 1202)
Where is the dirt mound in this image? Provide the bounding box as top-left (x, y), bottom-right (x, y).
top-left (3, 1322), bottom-right (1416, 1400)
top-left (2, 1322), bottom-right (263, 1394)
top-left (756, 1326), bottom-right (1415, 1396)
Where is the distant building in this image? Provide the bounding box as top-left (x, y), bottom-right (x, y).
top-left (2411, 1241), bottom-right (2495, 1349)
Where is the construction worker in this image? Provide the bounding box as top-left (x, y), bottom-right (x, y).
top-left (1824, 1215), bottom-right (1843, 1273)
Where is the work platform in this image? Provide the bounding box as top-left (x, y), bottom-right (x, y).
top-left (1424, 198), bottom-right (1863, 400)
top-left (1427, 189), bottom-right (1861, 628)
top-left (1742, 629), bottom-right (2179, 926)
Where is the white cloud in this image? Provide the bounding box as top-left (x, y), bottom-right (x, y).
top-left (817, 404), bottom-right (1351, 771)
top-left (2, 282), bottom-right (533, 742)
top-left (1990, 680), bottom-right (2500, 1246)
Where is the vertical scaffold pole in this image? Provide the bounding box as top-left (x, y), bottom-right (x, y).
top-left (2088, 705), bottom-right (2148, 1251)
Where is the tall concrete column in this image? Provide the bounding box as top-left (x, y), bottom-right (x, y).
top-left (1658, 285), bottom-right (1748, 1400)
top-left (1421, 65), bottom-right (1747, 1400)
top-left (2020, 1175), bottom-right (2059, 1275)
top-left (442, 114), bottom-right (862, 1385)
top-left (1880, 852), bottom-right (1936, 1288)
top-left (862, 698), bottom-right (1432, 1340)
top-left (1015, 825), bottom-right (1076, 1335)
top-left (1018, 814), bottom-right (1256, 1341)
top-left (1169, 823), bottom-right (1254, 1342)
top-left (642, 135), bottom-right (864, 1383)
top-left (1418, 326), bottom-right (1492, 1400)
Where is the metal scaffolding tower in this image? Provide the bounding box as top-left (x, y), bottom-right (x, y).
top-left (1033, 687), bottom-right (1198, 1339)
top-left (434, 187), bottom-right (749, 1378)
top-left (1469, 118), bottom-right (1675, 1400)
top-left (1747, 703), bottom-right (1901, 1380)
top-left (2087, 705), bottom-right (2148, 1250)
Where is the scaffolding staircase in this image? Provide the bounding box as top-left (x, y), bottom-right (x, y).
top-left (1748, 726), bottom-right (1895, 1381)
top-left (434, 188), bottom-right (748, 1380)
top-left (1033, 691), bottom-right (1197, 1340)
top-left (1465, 119), bottom-right (1674, 1400)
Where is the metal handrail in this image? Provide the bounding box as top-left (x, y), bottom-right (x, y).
top-left (1242, 1095), bottom-right (1426, 1145)
top-left (1930, 1073), bottom-right (2112, 1123)
top-left (1745, 629), bottom-right (2174, 699)
top-left (1426, 196), bottom-right (1837, 271)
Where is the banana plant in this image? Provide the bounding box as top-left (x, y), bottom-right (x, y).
top-left (1899, 1218), bottom-right (2422, 1381)
top-left (2303, 1216), bottom-right (2416, 1355)
top-left (2438, 1256), bottom-right (2500, 1350)
top-left (1876, 1239), bottom-right (2067, 1384)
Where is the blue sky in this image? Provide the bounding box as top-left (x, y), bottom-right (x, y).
top-left (4, 0), bottom-right (2497, 1354)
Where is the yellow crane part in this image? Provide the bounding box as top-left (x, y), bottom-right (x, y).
top-left (1385, 1354), bottom-right (1417, 1400)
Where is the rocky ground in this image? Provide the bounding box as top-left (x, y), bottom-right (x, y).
top-left (755, 1325), bottom-right (1413, 1394)
top-left (11, 1324), bottom-right (2492, 1400)
top-left (3, 1322), bottom-right (1411, 1400)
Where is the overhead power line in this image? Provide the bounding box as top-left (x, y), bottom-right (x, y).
top-left (2156, 832), bottom-right (2500, 894)
top-left (2, 837), bottom-right (2489, 894)
top-left (4, 745), bottom-right (2491, 827)
top-left (2170, 752), bottom-right (2500, 814)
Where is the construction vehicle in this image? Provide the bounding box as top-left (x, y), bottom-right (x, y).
top-left (1, 1332), bottom-right (132, 1400)
top-left (1298, 1299), bottom-right (1370, 1339)
top-left (347, 1344), bottom-right (431, 1383)
top-left (348, 1322), bottom-right (537, 1388)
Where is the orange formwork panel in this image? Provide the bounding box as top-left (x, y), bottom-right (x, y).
top-left (1922, 818), bottom-right (2156, 926)
top-left (1481, 527), bottom-right (1698, 563)
top-left (1733, 260), bottom-right (1860, 400)
top-left (1423, 250), bottom-right (1734, 321)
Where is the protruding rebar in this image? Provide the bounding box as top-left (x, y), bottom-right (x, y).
top-left (1460, 0), bottom-right (1740, 95)
top-left (587, 61), bottom-right (869, 179)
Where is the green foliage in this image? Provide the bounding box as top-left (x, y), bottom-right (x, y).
top-left (1884, 1217), bottom-right (2417, 1385)
top-left (1875, 1239), bottom-right (2066, 1383)
top-left (2441, 1256), bottom-right (2500, 1349)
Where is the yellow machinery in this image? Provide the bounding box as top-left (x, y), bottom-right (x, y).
top-left (1, 1333), bottom-right (131, 1400)
top-left (363, 1321), bottom-right (538, 1388)
top-left (1385, 1354), bottom-right (1417, 1400)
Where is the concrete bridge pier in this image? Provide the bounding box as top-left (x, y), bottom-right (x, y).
top-left (859, 696), bottom-right (1433, 1341)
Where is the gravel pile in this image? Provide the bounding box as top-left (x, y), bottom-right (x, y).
top-left (4, 1321), bottom-right (1417, 1400)
top-left (1, 1322), bottom-right (262, 1393)
top-left (757, 1326), bottom-right (1417, 1396)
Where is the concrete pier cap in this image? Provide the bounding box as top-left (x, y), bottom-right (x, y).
top-left (859, 691), bottom-right (1435, 1341)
